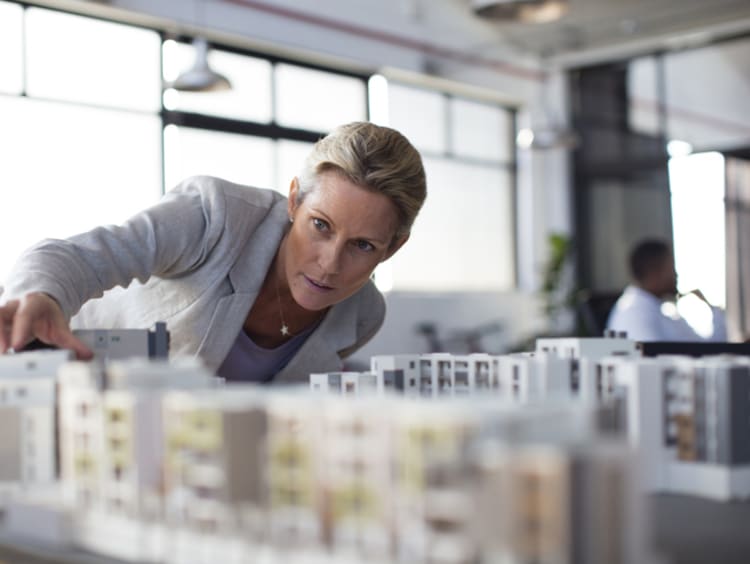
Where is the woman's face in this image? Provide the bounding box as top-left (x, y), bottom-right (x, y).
top-left (281, 170), bottom-right (407, 311)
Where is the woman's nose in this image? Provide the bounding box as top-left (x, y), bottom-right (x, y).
top-left (318, 242), bottom-right (342, 274)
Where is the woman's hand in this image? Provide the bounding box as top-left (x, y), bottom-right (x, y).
top-left (0, 292), bottom-right (93, 359)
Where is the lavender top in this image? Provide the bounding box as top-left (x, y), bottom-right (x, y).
top-left (217, 323), bottom-right (319, 383)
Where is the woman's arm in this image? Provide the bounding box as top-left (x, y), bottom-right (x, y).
top-left (0, 176), bottom-right (229, 352)
top-left (2, 176), bottom-right (227, 319)
top-left (0, 293), bottom-right (93, 358)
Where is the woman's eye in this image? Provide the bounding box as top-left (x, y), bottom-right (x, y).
top-left (312, 218), bottom-right (329, 231)
top-left (355, 240), bottom-right (375, 252)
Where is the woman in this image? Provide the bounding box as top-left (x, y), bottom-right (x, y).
top-left (0, 122), bottom-right (427, 383)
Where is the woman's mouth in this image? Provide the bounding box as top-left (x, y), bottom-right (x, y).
top-left (304, 275), bottom-right (333, 292)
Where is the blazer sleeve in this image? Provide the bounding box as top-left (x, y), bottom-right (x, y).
top-left (1, 176), bottom-right (229, 319)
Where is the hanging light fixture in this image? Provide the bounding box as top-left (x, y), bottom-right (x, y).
top-left (516, 125), bottom-right (579, 150)
top-left (471, 0), bottom-right (569, 24)
top-left (516, 72), bottom-right (579, 151)
top-left (168, 37), bottom-right (231, 92)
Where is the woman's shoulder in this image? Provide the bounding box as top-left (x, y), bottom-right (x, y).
top-left (332, 281), bottom-right (385, 359)
top-left (172, 175), bottom-right (285, 204)
top-left (353, 280), bottom-right (386, 326)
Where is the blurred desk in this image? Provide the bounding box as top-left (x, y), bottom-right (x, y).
top-left (1, 494), bottom-right (750, 564)
top-left (0, 533), bottom-right (121, 564)
top-left (638, 341), bottom-right (750, 358)
top-left (651, 494), bottom-right (750, 564)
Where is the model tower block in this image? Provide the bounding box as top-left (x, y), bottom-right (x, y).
top-left (0, 350), bottom-right (73, 503)
top-left (318, 396), bottom-right (394, 560)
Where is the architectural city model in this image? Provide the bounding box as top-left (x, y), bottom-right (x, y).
top-left (311, 336), bottom-right (750, 502)
top-left (2, 333), bottom-right (747, 563)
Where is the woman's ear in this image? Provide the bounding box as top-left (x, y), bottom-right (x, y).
top-left (288, 177), bottom-right (300, 219)
top-left (382, 233), bottom-right (410, 262)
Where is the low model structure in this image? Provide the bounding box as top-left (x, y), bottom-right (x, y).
top-left (0, 350), bottom-right (73, 503)
top-left (59, 358), bottom-right (218, 561)
top-left (596, 355), bottom-right (750, 500)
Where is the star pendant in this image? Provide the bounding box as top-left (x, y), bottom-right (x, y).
top-left (280, 324), bottom-right (290, 337)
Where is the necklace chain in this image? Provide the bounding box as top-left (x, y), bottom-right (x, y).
top-left (274, 271), bottom-right (290, 337)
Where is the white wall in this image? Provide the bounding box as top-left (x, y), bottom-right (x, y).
top-left (348, 290), bottom-right (545, 368)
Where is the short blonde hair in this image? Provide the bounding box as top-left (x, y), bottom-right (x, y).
top-left (297, 122), bottom-right (427, 246)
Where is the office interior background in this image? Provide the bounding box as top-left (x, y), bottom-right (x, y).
top-left (1, 0), bottom-right (750, 363)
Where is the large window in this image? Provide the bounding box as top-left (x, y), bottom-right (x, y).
top-left (669, 152), bottom-right (726, 307)
top-left (0, 1), bottom-right (517, 295)
top-left (391, 157), bottom-right (515, 291)
top-left (161, 45), bottom-right (367, 195)
top-left (0, 4), bottom-right (162, 283)
top-left (629, 39), bottom-right (750, 154)
top-left (25, 8), bottom-right (162, 111)
top-left (372, 80), bottom-right (516, 292)
top-left (0, 2), bottom-right (368, 283)
top-left (163, 126), bottom-right (275, 190)
top-left (274, 63), bottom-right (367, 132)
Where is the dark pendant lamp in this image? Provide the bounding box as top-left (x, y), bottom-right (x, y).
top-left (169, 37), bottom-right (231, 92)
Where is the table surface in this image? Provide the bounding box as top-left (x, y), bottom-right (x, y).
top-left (650, 493), bottom-right (750, 564)
top-left (1, 494), bottom-right (749, 564)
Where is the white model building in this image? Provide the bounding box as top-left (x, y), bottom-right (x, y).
top-left (344, 352), bottom-right (573, 403)
top-left (318, 397), bottom-right (394, 560)
top-left (392, 400), bottom-right (483, 563)
top-left (474, 441), bottom-right (647, 564)
top-left (370, 354), bottom-right (422, 395)
top-left (536, 335), bottom-right (639, 360)
top-left (310, 371), bottom-right (378, 395)
top-left (497, 353), bottom-right (575, 403)
top-left (593, 354), bottom-right (750, 501)
top-left (0, 350), bottom-right (73, 503)
top-left (589, 355), bottom-right (672, 491)
top-left (73, 321), bottom-right (170, 361)
top-left (661, 357), bottom-right (750, 500)
top-left (58, 358), bottom-right (216, 506)
top-left (453, 353), bottom-right (500, 393)
top-left (58, 358), bottom-right (218, 562)
top-left (369, 353), bottom-right (501, 398)
top-left (265, 392), bottom-right (324, 548)
top-left (536, 336), bottom-right (640, 401)
top-left (310, 371), bottom-right (344, 393)
top-left (162, 387), bottom-right (269, 563)
top-left (418, 353), bottom-right (458, 397)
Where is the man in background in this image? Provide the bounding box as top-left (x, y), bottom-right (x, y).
top-left (606, 239), bottom-right (727, 341)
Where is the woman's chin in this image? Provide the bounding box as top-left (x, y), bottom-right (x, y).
top-left (293, 290), bottom-right (333, 312)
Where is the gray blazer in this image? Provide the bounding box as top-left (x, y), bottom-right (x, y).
top-left (2, 176), bottom-right (385, 383)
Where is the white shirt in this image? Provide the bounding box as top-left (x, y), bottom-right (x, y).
top-left (606, 285), bottom-right (727, 342)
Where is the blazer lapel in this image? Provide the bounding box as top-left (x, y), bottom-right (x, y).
top-left (197, 200), bottom-right (289, 369)
top-left (195, 292), bottom-right (256, 369)
top-left (229, 200), bottom-right (289, 294)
